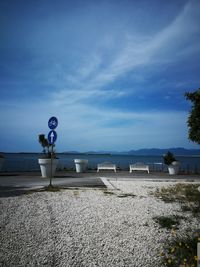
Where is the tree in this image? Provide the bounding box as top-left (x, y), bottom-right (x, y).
top-left (38, 134), bottom-right (49, 155)
top-left (163, 151), bottom-right (176, 165)
top-left (38, 134), bottom-right (56, 158)
top-left (185, 88), bottom-right (200, 145)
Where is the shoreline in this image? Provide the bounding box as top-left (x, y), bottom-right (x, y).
top-left (1, 153), bottom-right (200, 174)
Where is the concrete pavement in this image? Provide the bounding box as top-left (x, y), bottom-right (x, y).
top-left (0, 171), bottom-right (106, 198)
top-left (0, 170), bottom-right (200, 198)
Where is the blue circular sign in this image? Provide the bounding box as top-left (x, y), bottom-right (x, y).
top-left (48, 130), bottom-right (57, 144)
top-left (48, 117), bottom-right (58, 130)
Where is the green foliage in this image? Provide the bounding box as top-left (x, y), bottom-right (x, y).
top-left (185, 88), bottom-right (200, 144)
top-left (103, 190), bottom-right (115, 195)
top-left (44, 185), bottom-right (61, 192)
top-left (117, 193), bottom-right (136, 198)
top-left (38, 134), bottom-right (56, 158)
top-left (153, 215), bottom-right (184, 229)
top-left (155, 183), bottom-right (200, 266)
top-left (38, 134), bottom-right (49, 153)
top-left (160, 231), bottom-right (200, 267)
top-left (163, 151), bottom-right (176, 165)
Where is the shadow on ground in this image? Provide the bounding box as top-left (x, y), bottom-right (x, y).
top-left (54, 175), bottom-right (77, 178)
top-left (0, 173), bottom-right (20, 177)
top-left (0, 179), bottom-right (106, 198)
top-left (0, 186), bottom-right (29, 198)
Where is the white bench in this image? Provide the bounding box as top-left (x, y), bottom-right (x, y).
top-left (97, 162), bottom-right (117, 172)
top-left (130, 162), bottom-right (150, 173)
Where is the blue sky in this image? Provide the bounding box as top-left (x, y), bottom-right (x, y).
top-left (0, 0), bottom-right (200, 152)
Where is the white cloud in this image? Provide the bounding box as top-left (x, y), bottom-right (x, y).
top-left (54, 105), bottom-right (190, 151)
top-left (96, 0), bottom-right (200, 88)
top-left (11, 0), bottom-right (199, 108)
top-left (77, 54), bottom-right (102, 79)
top-left (1, 0), bottom-right (200, 152)
top-left (48, 0), bottom-right (200, 102)
top-left (50, 86), bottom-right (128, 106)
top-left (1, 89), bottom-right (197, 151)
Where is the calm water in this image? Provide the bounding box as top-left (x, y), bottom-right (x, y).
top-left (1, 153), bottom-right (200, 173)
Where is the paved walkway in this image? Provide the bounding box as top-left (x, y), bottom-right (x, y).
top-left (0, 171), bottom-right (105, 198)
top-left (0, 170), bottom-right (199, 198)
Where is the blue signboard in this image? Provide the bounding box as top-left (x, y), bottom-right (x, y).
top-left (48, 130), bottom-right (57, 144)
top-left (48, 117), bottom-right (58, 130)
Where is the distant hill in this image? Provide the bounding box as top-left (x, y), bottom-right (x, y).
top-left (62, 147), bottom-right (200, 156)
top-left (121, 147), bottom-right (200, 156)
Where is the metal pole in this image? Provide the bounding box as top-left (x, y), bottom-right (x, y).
top-left (50, 146), bottom-right (53, 186)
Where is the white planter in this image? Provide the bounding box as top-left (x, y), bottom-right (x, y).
top-left (74, 159), bottom-right (88, 173)
top-left (168, 161), bottom-right (180, 175)
top-left (0, 158), bottom-right (4, 171)
top-left (38, 158), bottom-right (59, 178)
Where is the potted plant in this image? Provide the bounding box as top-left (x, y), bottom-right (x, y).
top-left (0, 153), bottom-right (4, 171)
top-left (163, 151), bottom-right (180, 175)
top-left (38, 134), bottom-right (59, 178)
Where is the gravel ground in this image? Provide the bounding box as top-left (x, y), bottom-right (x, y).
top-left (0, 179), bottom-right (200, 267)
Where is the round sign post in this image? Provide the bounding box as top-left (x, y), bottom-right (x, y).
top-left (48, 117), bottom-right (58, 185)
top-left (48, 130), bottom-right (57, 145)
top-left (48, 116), bottom-right (58, 130)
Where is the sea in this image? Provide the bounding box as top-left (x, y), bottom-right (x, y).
top-left (1, 153), bottom-right (200, 173)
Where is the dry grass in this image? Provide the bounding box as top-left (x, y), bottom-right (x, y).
top-left (153, 183), bottom-right (200, 215)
